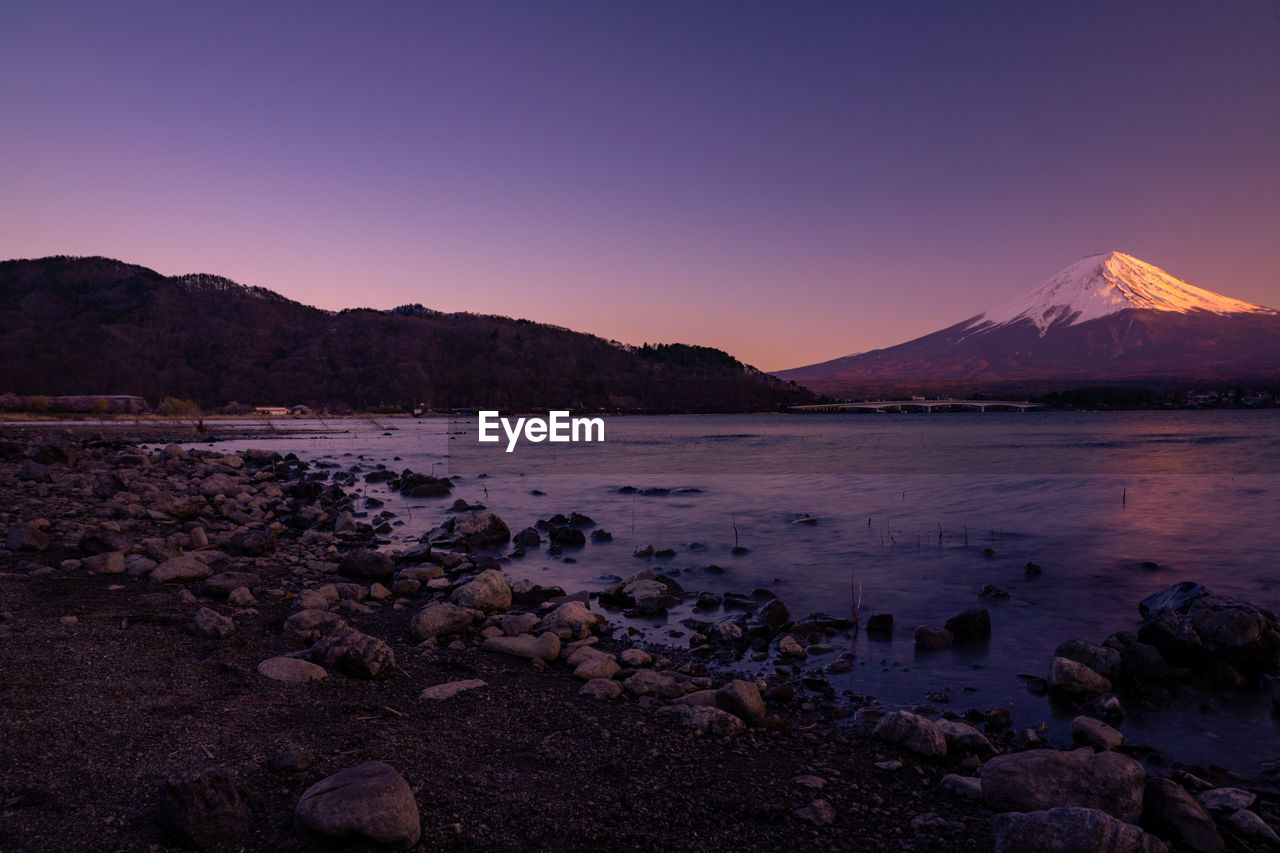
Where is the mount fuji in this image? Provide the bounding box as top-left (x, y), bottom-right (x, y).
top-left (775, 251), bottom-right (1280, 395)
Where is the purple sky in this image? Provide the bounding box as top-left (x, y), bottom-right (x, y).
top-left (3, 1), bottom-right (1279, 371)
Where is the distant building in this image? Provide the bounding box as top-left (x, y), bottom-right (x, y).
top-left (255, 405), bottom-right (311, 417)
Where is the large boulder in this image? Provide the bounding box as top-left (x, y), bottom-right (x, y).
top-left (619, 578), bottom-right (675, 613)
top-left (126, 554), bottom-right (158, 576)
top-left (397, 563), bottom-right (443, 584)
top-left (872, 710), bottom-right (947, 759)
top-left (672, 691), bottom-right (717, 707)
top-left (512, 527), bottom-right (541, 548)
top-left (1142, 776), bottom-right (1223, 853)
top-left (1186, 594), bottom-right (1280, 672)
top-left (500, 612), bottom-right (542, 636)
top-left (945, 608), bottom-right (991, 641)
top-left (753, 597), bottom-right (791, 627)
top-left (940, 773), bottom-right (983, 801)
top-left (1195, 787), bottom-right (1255, 815)
top-left (79, 525), bottom-right (130, 555)
top-left (511, 579), bottom-right (568, 606)
top-left (915, 626), bottom-right (954, 650)
top-left (190, 607), bottom-right (235, 639)
top-left (295, 586), bottom-right (339, 612)
top-left (202, 571), bottom-right (264, 598)
top-left (935, 719), bottom-right (995, 755)
top-left (480, 632), bottom-right (560, 662)
top-left (310, 626), bottom-right (395, 679)
top-left (579, 678), bottom-right (624, 700)
top-left (548, 525), bottom-right (586, 547)
top-left (449, 511), bottom-right (510, 548)
top-left (715, 680), bottom-right (766, 720)
top-left (449, 569), bottom-right (512, 612)
top-left (285, 609), bottom-right (346, 641)
top-left (257, 657), bottom-right (328, 683)
top-left (982, 748), bottom-right (1146, 823)
top-left (992, 807), bottom-right (1167, 853)
top-left (295, 762), bottom-right (420, 848)
top-left (151, 556), bottom-right (213, 584)
top-left (339, 549), bottom-right (396, 580)
top-left (1070, 716), bottom-right (1123, 752)
top-left (1227, 810), bottom-right (1280, 846)
top-left (1048, 656), bottom-right (1112, 695)
top-left (565, 644), bottom-right (610, 667)
top-left (1055, 638), bottom-right (1123, 681)
top-left (1139, 581), bottom-right (1212, 619)
top-left (84, 551), bottom-right (126, 575)
top-left (226, 527), bottom-right (277, 557)
top-left (399, 473), bottom-right (452, 497)
top-left (572, 653), bottom-right (620, 681)
top-left (623, 669), bottom-right (686, 699)
top-left (153, 493), bottom-right (201, 521)
top-left (396, 542), bottom-right (433, 564)
top-left (140, 536), bottom-right (180, 563)
top-left (199, 473), bottom-right (243, 498)
top-left (410, 603), bottom-right (475, 640)
top-left (1138, 609), bottom-right (1203, 664)
top-left (539, 600), bottom-right (605, 639)
top-left (655, 704), bottom-right (746, 737)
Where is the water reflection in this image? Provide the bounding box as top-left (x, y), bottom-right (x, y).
top-left (195, 410), bottom-right (1280, 778)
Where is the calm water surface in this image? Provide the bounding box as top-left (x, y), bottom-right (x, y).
top-left (203, 411), bottom-right (1280, 778)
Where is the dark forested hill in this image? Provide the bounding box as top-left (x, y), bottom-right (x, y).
top-left (0, 256), bottom-right (812, 412)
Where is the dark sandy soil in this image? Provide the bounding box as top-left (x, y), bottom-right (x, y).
top-left (0, 424), bottom-right (995, 852)
top-left (0, 572), bottom-right (994, 852)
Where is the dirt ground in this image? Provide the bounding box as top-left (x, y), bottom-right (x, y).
top-left (0, 571), bottom-right (997, 852)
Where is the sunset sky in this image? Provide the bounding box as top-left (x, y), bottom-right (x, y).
top-left (3, 1), bottom-right (1279, 371)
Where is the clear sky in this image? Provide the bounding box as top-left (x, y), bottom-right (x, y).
top-left (3, 1), bottom-right (1279, 371)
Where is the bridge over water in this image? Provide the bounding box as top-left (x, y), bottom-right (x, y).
top-left (789, 399), bottom-right (1044, 413)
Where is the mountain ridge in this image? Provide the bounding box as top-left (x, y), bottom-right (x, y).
top-left (0, 255), bottom-right (812, 412)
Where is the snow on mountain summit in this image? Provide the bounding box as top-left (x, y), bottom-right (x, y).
top-left (967, 251), bottom-right (1275, 334)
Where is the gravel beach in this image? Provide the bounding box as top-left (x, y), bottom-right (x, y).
top-left (2, 423), bottom-right (1277, 852)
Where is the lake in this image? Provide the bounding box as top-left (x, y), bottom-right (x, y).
top-left (199, 410), bottom-right (1280, 778)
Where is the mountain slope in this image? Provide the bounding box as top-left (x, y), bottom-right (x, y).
top-left (775, 251), bottom-right (1280, 396)
top-left (0, 256), bottom-right (812, 412)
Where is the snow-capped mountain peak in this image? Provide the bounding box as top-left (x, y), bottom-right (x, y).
top-left (774, 250), bottom-right (1280, 393)
top-left (967, 251), bottom-right (1275, 334)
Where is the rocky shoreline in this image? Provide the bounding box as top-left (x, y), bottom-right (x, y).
top-left (1, 424), bottom-right (1278, 851)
